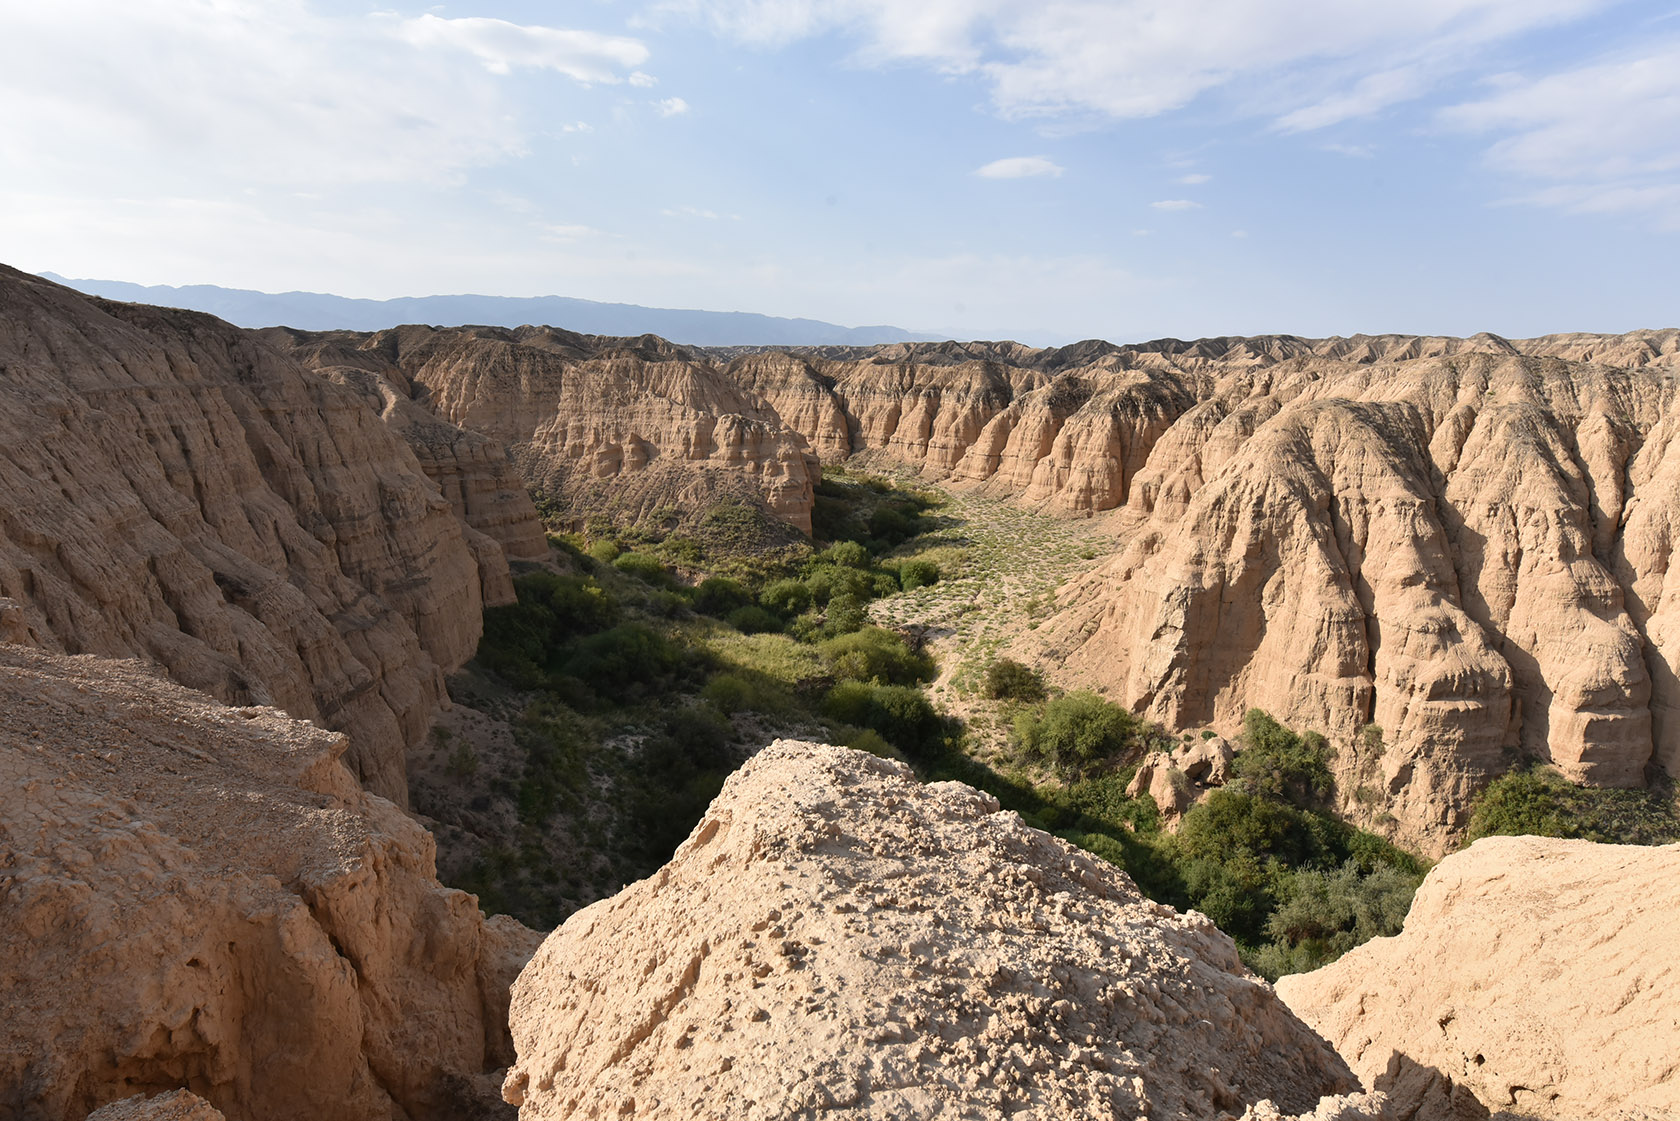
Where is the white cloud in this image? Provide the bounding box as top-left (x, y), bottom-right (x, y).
top-left (1177, 173), bottom-right (1212, 184)
top-left (1274, 64), bottom-right (1430, 132)
top-left (0, 2), bottom-right (649, 191)
top-left (665, 0), bottom-right (1613, 124)
top-left (655, 96), bottom-right (692, 117)
top-left (1151, 199), bottom-right (1201, 211)
top-left (395, 15), bottom-right (648, 80)
top-left (975, 155), bottom-right (1064, 179)
top-left (1441, 40), bottom-right (1680, 225)
top-left (540, 223), bottom-right (607, 242)
top-left (662, 205), bottom-right (721, 219)
top-left (629, 71), bottom-right (660, 87)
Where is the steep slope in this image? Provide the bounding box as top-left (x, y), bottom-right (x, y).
top-left (278, 324), bottom-right (821, 535)
top-left (503, 740), bottom-right (1378, 1121)
top-left (0, 642), bottom-right (540, 1121)
top-left (0, 268), bottom-right (511, 804)
top-left (1032, 352), bottom-right (1676, 849)
top-left (1277, 836), bottom-right (1680, 1121)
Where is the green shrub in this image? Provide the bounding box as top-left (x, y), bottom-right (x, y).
top-left (1466, 764), bottom-right (1680, 845)
top-left (562, 623), bottom-right (691, 695)
top-left (587, 539), bottom-right (622, 565)
top-left (1015, 691), bottom-right (1142, 776)
top-left (701, 671), bottom-right (792, 716)
top-left (821, 540), bottom-right (872, 569)
top-left (822, 592), bottom-right (869, 637)
top-left (1232, 709), bottom-right (1335, 807)
top-left (691, 576), bottom-right (753, 617)
top-left (477, 572), bottom-right (618, 687)
top-left (1259, 860), bottom-right (1422, 973)
top-left (613, 551), bottom-right (675, 587)
top-left (897, 558), bottom-right (940, 591)
top-left (985, 658), bottom-right (1046, 702)
top-left (819, 626), bottom-right (934, 686)
top-left (821, 681), bottom-right (943, 755)
top-left (804, 564), bottom-right (875, 605)
top-left (759, 578), bottom-right (812, 617)
top-left (725, 604), bottom-right (785, 634)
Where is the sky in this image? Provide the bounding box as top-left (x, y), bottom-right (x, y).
top-left (2, 0), bottom-right (1677, 344)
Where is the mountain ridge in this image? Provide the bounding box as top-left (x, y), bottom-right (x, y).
top-left (37, 272), bottom-right (944, 347)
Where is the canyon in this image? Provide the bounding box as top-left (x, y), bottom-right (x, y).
top-left (6, 266), bottom-right (1680, 1120)
top-left (275, 320), bottom-right (1680, 849)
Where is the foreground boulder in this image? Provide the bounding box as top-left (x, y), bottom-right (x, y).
top-left (504, 740), bottom-right (1369, 1120)
top-left (1278, 835), bottom-right (1680, 1120)
top-left (0, 645), bottom-right (540, 1121)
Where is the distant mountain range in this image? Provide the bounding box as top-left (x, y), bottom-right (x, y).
top-left (37, 273), bottom-right (943, 347)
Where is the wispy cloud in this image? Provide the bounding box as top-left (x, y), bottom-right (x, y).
top-left (1151, 199), bottom-right (1201, 211)
top-left (654, 96), bottom-right (691, 117)
top-left (670, 0), bottom-right (1613, 125)
top-left (1441, 39), bottom-right (1680, 226)
top-left (975, 155), bottom-right (1064, 179)
top-left (395, 15), bottom-right (648, 81)
top-left (1177, 173), bottom-right (1211, 185)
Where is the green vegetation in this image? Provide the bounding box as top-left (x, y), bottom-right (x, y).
top-left (448, 471), bottom-right (1426, 980)
top-left (1013, 691), bottom-right (1155, 778)
top-left (1467, 763), bottom-right (1680, 845)
top-left (984, 657), bottom-right (1046, 702)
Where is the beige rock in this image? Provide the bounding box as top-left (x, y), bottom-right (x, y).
top-left (84, 1091), bottom-right (226, 1121)
top-left (280, 325), bottom-right (821, 535)
top-left (504, 740), bottom-right (1362, 1120)
top-left (1276, 836), bottom-right (1680, 1121)
top-left (0, 644), bottom-right (541, 1121)
top-left (0, 268), bottom-right (508, 805)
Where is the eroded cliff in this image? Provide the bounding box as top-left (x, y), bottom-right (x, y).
top-left (0, 643), bottom-right (540, 1121)
top-left (0, 269), bottom-right (513, 803)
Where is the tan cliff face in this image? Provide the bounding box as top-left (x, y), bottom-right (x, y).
top-left (1030, 351), bottom-right (1677, 850)
top-left (279, 324), bottom-right (822, 535)
top-left (0, 269), bottom-right (509, 805)
top-left (1278, 836), bottom-right (1680, 1121)
top-left (503, 740), bottom-right (1375, 1121)
top-left (0, 644), bottom-right (540, 1121)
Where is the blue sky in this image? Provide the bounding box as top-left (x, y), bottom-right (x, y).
top-left (2, 0), bottom-right (1677, 343)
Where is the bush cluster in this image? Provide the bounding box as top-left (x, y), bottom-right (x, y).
top-left (1467, 763), bottom-right (1680, 845)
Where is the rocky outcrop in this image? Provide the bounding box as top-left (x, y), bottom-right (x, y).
top-left (278, 325), bottom-right (821, 535)
top-left (262, 327), bottom-right (549, 575)
top-left (1127, 735), bottom-right (1235, 821)
top-left (1277, 836), bottom-right (1680, 1121)
top-left (85, 1092), bottom-right (225, 1121)
top-left (503, 740), bottom-right (1367, 1120)
top-left (0, 268), bottom-right (506, 804)
top-left (0, 644), bottom-right (540, 1121)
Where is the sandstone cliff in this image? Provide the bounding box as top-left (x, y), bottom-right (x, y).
top-left (503, 740), bottom-right (1378, 1120)
top-left (0, 643), bottom-right (541, 1121)
top-left (1277, 835), bottom-right (1680, 1120)
top-left (246, 300), bottom-right (1680, 847)
top-left (278, 325), bottom-right (820, 535)
top-left (0, 268), bottom-right (511, 804)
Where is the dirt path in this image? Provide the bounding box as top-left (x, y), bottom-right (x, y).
top-left (869, 484), bottom-right (1117, 756)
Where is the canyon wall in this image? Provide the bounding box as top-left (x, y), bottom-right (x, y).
top-left (0, 269), bottom-right (523, 804)
top-left (269, 306), bottom-right (1680, 847)
top-left (279, 325), bottom-right (820, 535)
top-left (0, 642), bottom-right (540, 1121)
top-left (741, 333), bottom-right (1680, 849)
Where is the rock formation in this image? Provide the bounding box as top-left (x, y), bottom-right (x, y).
top-left (85, 1091), bottom-right (226, 1121)
top-left (277, 325), bottom-right (821, 535)
top-left (0, 268), bottom-right (518, 804)
top-left (168, 281), bottom-right (1680, 845)
top-left (0, 642), bottom-right (540, 1121)
top-left (503, 740), bottom-right (1370, 1120)
top-left (1277, 835), bottom-right (1680, 1121)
